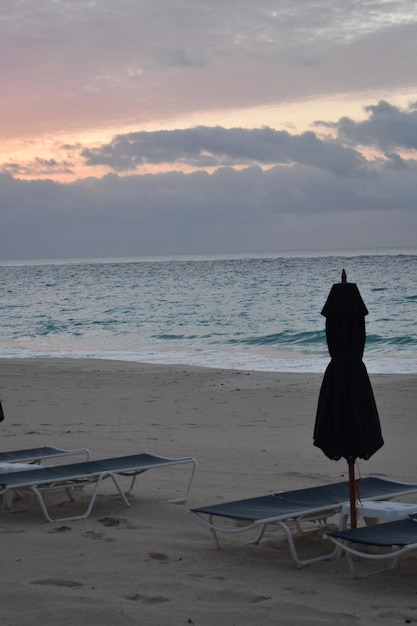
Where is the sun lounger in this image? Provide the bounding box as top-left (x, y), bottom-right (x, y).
top-left (0, 447), bottom-right (92, 509)
top-left (0, 446), bottom-right (91, 465)
top-left (190, 477), bottom-right (417, 568)
top-left (325, 514), bottom-right (417, 578)
top-left (0, 453), bottom-right (197, 522)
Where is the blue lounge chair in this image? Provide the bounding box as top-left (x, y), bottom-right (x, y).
top-left (0, 447), bottom-right (92, 510)
top-left (0, 446), bottom-right (91, 465)
top-left (0, 453), bottom-right (197, 522)
top-left (326, 514), bottom-right (417, 577)
top-left (190, 477), bottom-right (417, 568)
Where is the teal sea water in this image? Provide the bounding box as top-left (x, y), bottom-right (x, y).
top-left (0, 248), bottom-right (416, 373)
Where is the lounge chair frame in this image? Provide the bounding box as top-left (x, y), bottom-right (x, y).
top-left (0, 453), bottom-right (197, 522)
top-left (325, 515), bottom-right (417, 578)
top-left (190, 477), bottom-right (417, 568)
top-left (195, 506), bottom-right (340, 568)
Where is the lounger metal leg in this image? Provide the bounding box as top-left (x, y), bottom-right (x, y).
top-left (124, 472), bottom-right (144, 495)
top-left (29, 479), bottom-right (99, 522)
top-left (123, 458), bottom-right (197, 504)
top-left (26, 474), bottom-right (131, 523)
top-left (209, 520), bottom-right (221, 550)
top-left (345, 553), bottom-right (400, 579)
top-left (203, 516), bottom-right (263, 549)
top-left (167, 458), bottom-right (198, 503)
top-left (250, 524), bottom-right (267, 544)
top-left (2, 489), bottom-right (37, 513)
top-left (200, 513), bottom-right (269, 549)
top-left (107, 473), bottom-right (131, 508)
top-left (278, 521), bottom-right (338, 568)
top-left (346, 544), bottom-right (402, 579)
top-left (325, 536), bottom-right (406, 578)
top-left (2, 491), bottom-right (14, 510)
top-left (204, 516), bottom-right (265, 550)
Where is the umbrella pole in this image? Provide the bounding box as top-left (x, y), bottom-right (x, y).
top-left (348, 460), bottom-right (357, 528)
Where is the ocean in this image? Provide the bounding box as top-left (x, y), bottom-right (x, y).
top-left (0, 249), bottom-right (416, 374)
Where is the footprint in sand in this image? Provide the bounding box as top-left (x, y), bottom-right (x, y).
top-left (147, 552), bottom-right (169, 561)
top-left (47, 525), bottom-right (72, 534)
top-left (125, 593), bottom-right (171, 604)
top-left (82, 530), bottom-right (116, 542)
top-left (97, 516), bottom-right (141, 529)
top-left (97, 516), bottom-right (123, 527)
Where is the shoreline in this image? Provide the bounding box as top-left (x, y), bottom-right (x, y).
top-left (1, 358), bottom-right (417, 624)
top-left (0, 352), bottom-right (416, 375)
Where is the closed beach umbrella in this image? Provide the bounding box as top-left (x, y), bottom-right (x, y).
top-left (314, 270), bottom-right (383, 527)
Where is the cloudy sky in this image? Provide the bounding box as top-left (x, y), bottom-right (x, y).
top-left (1, 0), bottom-right (417, 261)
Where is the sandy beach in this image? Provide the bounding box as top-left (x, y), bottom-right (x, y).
top-left (1, 358), bottom-right (417, 625)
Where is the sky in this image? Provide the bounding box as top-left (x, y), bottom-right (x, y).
top-left (1, 0), bottom-right (417, 261)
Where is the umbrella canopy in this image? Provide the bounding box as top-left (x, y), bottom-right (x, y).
top-left (314, 271), bottom-right (383, 526)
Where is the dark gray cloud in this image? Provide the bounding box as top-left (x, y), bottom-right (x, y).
top-left (2, 158), bottom-right (74, 178)
top-left (317, 100), bottom-right (417, 152)
top-left (1, 155), bottom-right (416, 261)
top-left (81, 126), bottom-right (368, 176)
